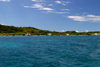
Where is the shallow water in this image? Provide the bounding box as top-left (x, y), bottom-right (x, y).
top-left (0, 36), bottom-right (100, 67)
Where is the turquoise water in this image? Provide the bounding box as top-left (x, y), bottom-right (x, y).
top-left (0, 36), bottom-right (100, 67)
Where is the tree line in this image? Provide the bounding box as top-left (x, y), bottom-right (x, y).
top-left (0, 24), bottom-right (100, 36)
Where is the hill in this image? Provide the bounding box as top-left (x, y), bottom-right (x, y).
top-left (0, 24), bottom-right (63, 36)
top-left (0, 24), bottom-right (100, 36)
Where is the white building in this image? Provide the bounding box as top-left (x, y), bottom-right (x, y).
top-left (48, 33), bottom-right (52, 36)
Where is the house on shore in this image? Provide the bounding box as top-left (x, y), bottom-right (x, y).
top-left (25, 33), bottom-right (31, 36)
top-left (48, 33), bottom-right (52, 36)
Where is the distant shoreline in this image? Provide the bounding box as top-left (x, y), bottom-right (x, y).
top-left (0, 24), bottom-right (100, 36)
top-left (0, 35), bottom-right (100, 37)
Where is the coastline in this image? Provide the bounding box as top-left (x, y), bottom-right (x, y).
top-left (0, 35), bottom-right (99, 36)
top-left (0, 24), bottom-right (100, 36)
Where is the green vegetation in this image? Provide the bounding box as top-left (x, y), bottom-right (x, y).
top-left (0, 24), bottom-right (100, 36)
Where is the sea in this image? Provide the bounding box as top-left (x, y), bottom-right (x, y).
top-left (0, 36), bottom-right (100, 67)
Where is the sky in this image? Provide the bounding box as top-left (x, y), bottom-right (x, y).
top-left (0, 0), bottom-right (100, 32)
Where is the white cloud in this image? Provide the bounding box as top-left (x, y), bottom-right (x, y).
top-left (61, 9), bottom-right (70, 11)
top-left (1, 24), bottom-right (6, 25)
top-left (65, 1), bottom-right (71, 4)
top-left (55, 1), bottom-right (62, 4)
top-left (54, 12), bottom-right (69, 14)
top-left (55, 1), bottom-right (71, 6)
top-left (24, 4), bottom-right (54, 11)
top-left (24, 0), bottom-right (71, 14)
top-left (32, 0), bottom-right (44, 2)
top-left (67, 15), bottom-right (100, 22)
top-left (32, 0), bottom-right (37, 2)
top-left (0, 0), bottom-right (10, 2)
top-left (48, 4), bottom-right (53, 6)
top-left (68, 16), bottom-right (86, 21)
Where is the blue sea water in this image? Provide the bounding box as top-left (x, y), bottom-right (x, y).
top-left (0, 36), bottom-right (100, 67)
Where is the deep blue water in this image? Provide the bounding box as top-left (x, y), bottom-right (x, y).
top-left (0, 36), bottom-right (100, 67)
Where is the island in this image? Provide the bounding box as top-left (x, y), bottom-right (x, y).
top-left (0, 24), bottom-right (100, 36)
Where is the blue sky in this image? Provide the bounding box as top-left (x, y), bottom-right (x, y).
top-left (0, 0), bottom-right (100, 32)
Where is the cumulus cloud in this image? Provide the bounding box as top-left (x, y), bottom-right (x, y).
top-left (0, 0), bottom-right (10, 2)
top-left (67, 15), bottom-right (100, 22)
top-left (24, 4), bottom-right (54, 11)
